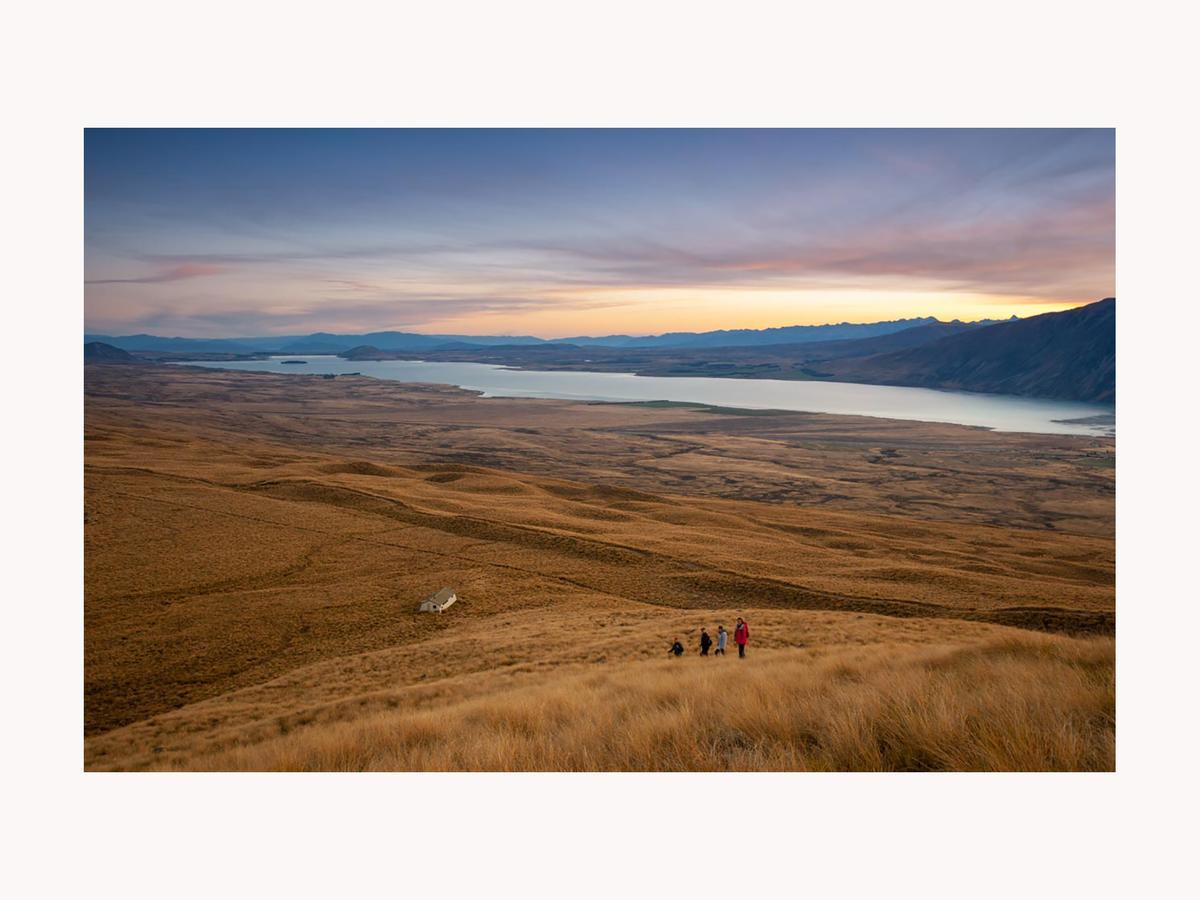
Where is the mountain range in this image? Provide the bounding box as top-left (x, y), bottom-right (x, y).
top-left (85, 300), bottom-right (1114, 404)
top-left (337, 301), bottom-right (1114, 402)
top-left (85, 315), bottom-right (997, 355)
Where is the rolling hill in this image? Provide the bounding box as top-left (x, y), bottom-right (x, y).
top-left (83, 363), bottom-right (1115, 770)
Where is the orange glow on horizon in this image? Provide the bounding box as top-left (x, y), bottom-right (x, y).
top-left (401, 287), bottom-right (1095, 339)
top-left (84, 271), bottom-right (1107, 339)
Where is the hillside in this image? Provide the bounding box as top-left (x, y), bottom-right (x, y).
top-left (787, 319), bottom-right (993, 360)
top-left (84, 364), bottom-right (1114, 770)
top-left (828, 299), bottom-right (1115, 403)
top-left (107, 629), bottom-right (1114, 772)
top-left (84, 341), bottom-right (138, 363)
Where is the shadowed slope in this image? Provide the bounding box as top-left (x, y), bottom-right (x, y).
top-left (829, 299), bottom-right (1115, 402)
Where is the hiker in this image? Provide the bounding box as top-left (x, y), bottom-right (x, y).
top-left (669, 638), bottom-right (685, 657)
top-left (715, 625), bottom-right (728, 655)
top-left (700, 628), bottom-right (713, 656)
top-left (734, 617), bottom-right (750, 658)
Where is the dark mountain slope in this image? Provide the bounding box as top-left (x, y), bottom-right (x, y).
top-left (827, 299), bottom-right (1114, 403)
top-left (794, 320), bottom-right (998, 361)
top-left (84, 341), bottom-right (139, 363)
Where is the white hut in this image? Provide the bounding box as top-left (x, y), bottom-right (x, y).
top-left (419, 587), bottom-right (458, 613)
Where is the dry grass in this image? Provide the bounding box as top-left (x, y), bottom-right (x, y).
top-left (169, 633), bottom-right (1113, 772)
top-left (86, 363), bottom-right (1115, 536)
top-left (84, 365), bottom-right (1116, 771)
top-left (84, 426), bottom-right (1114, 737)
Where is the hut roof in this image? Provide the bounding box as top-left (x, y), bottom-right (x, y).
top-left (426, 587), bottom-right (456, 605)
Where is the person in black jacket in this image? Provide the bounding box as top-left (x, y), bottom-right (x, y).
top-left (700, 628), bottom-right (713, 656)
top-left (669, 638), bottom-right (684, 657)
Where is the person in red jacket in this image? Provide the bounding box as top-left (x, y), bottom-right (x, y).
top-left (734, 617), bottom-right (749, 658)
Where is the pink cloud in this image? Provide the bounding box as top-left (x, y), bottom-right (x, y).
top-left (85, 263), bottom-right (226, 285)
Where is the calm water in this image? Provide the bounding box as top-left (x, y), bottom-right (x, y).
top-left (175, 357), bottom-right (1115, 436)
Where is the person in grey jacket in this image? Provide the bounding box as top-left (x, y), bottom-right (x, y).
top-left (715, 625), bottom-right (728, 655)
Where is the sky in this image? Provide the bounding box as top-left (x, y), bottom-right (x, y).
top-left (84, 129), bottom-right (1114, 338)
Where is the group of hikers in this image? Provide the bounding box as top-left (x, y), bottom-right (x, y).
top-left (669, 617), bottom-right (750, 659)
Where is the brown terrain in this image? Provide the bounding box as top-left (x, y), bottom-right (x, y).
top-left (84, 364), bottom-right (1115, 771)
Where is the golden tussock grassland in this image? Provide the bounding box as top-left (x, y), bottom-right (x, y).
top-left (169, 634), bottom-right (1114, 772)
top-left (84, 365), bottom-right (1115, 771)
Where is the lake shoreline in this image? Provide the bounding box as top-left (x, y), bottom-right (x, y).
top-left (162, 357), bottom-right (1115, 437)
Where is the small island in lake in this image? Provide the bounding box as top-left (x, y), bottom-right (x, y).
top-left (280, 359), bottom-right (308, 365)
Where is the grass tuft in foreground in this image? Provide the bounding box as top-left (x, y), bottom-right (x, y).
top-left (168, 632), bottom-right (1114, 772)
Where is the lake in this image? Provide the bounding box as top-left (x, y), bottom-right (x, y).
top-left (174, 357), bottom-right (1116, 437)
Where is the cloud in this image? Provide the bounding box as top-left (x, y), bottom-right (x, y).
top-left (83, 129), bottom-right (1113, 335)
top-left (83, 287), bottom-right (638, 337)
top-left (485, 200), bottom-right (1113, 300)
top-left (85, 262), bottom-right (226, 285)
top-left (120, 205), bottom-right (1110, 302)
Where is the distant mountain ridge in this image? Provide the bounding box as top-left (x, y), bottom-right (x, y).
top-left (84, 314), bottom-right (993, 355)
top-left (81, 331), bottom-right (547, 355)
top-left (549, 317), bottom-right (945, 348)
top-left (85, 302), bottom-right (1113, 404)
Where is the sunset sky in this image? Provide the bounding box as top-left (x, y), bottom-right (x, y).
top-left (84, 129), bottom-right (1114, 338)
